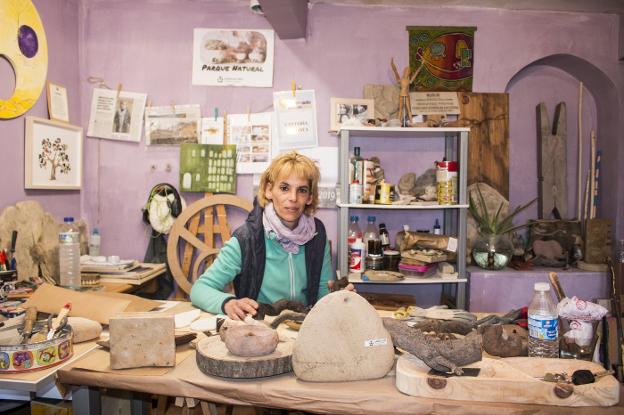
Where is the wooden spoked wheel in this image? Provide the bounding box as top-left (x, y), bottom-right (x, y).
top-left (167, 195), bottom-right (253, 296)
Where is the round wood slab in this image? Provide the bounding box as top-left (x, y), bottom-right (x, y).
top-left (196, 336), bottom-right (293, 379)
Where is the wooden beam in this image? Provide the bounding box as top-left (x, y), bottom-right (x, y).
top-left (258, 0), bottom-right (308, 39)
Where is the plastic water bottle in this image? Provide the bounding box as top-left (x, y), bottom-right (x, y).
top-left (59, 217), bottom-right (81, 288)
top-left (89, 228), bottom-right (101, 256)
top-left (363, 216), bottom-right (380, 257)
top-left (528, 282), bottom-right (559, 358)
top-left (347, 216), bottom-right (362, 245)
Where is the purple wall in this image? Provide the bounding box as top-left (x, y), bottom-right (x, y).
top-left (1, 1), bottom-right (622, 303)
top-left (74, 1), bottom-right (621, 261)
top-left (0, 0), bottom-right (81, 221)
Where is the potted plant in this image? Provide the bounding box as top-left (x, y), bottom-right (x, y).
top-left (469, 184), bottom-right (536, 270)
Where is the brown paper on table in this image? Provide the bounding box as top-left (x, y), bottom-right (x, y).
top-left (22, 284), bottom-right (161, 324)
top-left (71, 345), bottom-right (194, 376)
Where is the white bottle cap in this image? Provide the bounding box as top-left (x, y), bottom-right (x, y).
top-left (534, 282), bottom-right (550, 291)
top-left (403, 224), bottom-right (410, 232)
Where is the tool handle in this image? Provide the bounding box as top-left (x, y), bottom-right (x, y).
top-left (10, 230), bottom-right (17, 252)
top-left (22, 307), bottom-right (37, 340)
top-left (548, 272), bottom-right (567, 302)
top-left (51, 303), bottom-right (72, 331)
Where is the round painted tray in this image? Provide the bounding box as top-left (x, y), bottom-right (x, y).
top-left (0, 326), bottom-right (73, 373)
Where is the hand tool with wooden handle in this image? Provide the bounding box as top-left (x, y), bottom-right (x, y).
top-left (20, 307), bottom-right (37, 344)
top-left (47, 303), bottom-right (71, 340)
top-left (548, 272), bottom-right (567, 302)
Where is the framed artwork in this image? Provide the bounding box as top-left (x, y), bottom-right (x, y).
top-left (25, 116), bottom-right (83, 190)
top-left (407, 26), bottom-right (476, 92)
top-left (46, 81), bottom-right (70, 122)
top-left (330, 98), bottom-right (374, 131)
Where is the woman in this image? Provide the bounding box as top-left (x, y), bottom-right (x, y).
top-left (191, 151), bottom-right (348, 320)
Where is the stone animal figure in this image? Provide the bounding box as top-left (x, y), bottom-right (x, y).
top-left (390, 58), bottom-right (424, 125)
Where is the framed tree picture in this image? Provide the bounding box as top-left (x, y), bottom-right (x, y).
top-left (25, 116), bottom-right (83, 190)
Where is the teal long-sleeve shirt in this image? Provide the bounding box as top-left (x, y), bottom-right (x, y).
top-left (190, 232), bottom-right (333, 314)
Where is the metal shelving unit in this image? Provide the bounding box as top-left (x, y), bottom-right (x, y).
top-left (336, 126), bottom-right (469, 309)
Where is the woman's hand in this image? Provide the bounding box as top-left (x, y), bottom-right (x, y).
top-left (223, 298), bottom-right (259, 320)
top-left (327, 279), bottom-right (356, 293)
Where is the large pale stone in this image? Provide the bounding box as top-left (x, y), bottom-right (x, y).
top-left (292, 291), bottom-right (395, 382)
top-left (363, 84), bottom-right (400, 120)
top-left (109, 313), bottom-right (175, 369)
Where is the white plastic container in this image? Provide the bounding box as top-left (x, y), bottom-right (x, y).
top-left (349, 238), bottom-right (365, 273)
top-left (528, 282), bottom-right (559, 358)
top-left (88, 228), bottom-right (101, 256)
top-left (59, 217), bottom-right (81, 288)
top-left (349, 180), bottom-right (363, 204)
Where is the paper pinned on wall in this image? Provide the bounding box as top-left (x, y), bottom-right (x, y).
top-left (227, 112), bottom-right (273, 174)
top-left (273, 89), bottom-right (318, 151)
top-left (200, 117), bottom-right (225, 144)
top-left (179, 144), bottom-right (237, 193)
top-left (192, 28), bottom-right (274, 87)
top-left (145, 105), bottom-right (201, 145)
top-left (87, 88), bottom-right (147, 142)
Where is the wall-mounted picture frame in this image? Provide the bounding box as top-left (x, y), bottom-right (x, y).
top-left (46, 81), bottom-right (70, 123)
top-left (330, 97), bottom-right (374, 131)
top-left (25, 116), bottom-right (83, 190)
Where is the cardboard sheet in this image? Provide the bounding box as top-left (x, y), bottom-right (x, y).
top-left (72, 345), bottom-right (194, 376)
top-left (22, 284), bottom-right (161, 324)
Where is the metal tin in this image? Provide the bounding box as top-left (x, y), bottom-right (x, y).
top-left (435, 160), bottom-right (458, 205)
top-left (383, 250), bottom-right (401, 271)
top-left (377, 182), bottom-right (394, 205)
top-left (0, 326), bottom-right (73, 373)
top-left (365, 255), bottom-right (384, 270)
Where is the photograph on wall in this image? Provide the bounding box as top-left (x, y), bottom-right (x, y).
top-left (273, 89), bottom-right (318, 150)
top-left (227, 112), bottom-right (272, 174)
top-left (192, 28), bottom-right (274, 87)
top-left (46, 81), bottom-right (69, 123)
top-left (179, 144), bottom-right (237, 193)
top-left (200, 116), bottom-right (225, 144)
top-left (24, 116), bottom-right (83, 190)
top-left (145, 104), bottom-right (201, 145)
top-left (86, 88), bottom-right (147, 142)
top-left (407, 26), bottom-right (476, 92)
top-left (329, 97), bottom-right (374, 131)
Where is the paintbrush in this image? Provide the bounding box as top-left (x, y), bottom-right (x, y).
top-left (46, 303), bottom-right (72, 340)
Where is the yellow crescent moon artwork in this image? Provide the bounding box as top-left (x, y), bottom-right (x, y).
top-left (0, 0), bottom-right (48, 119)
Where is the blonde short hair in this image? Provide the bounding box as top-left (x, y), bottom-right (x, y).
top-left (257, 151), bottom-right (320, 215)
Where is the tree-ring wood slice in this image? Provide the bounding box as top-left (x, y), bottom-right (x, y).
top-left (196, 336), bottom-right (293, 379)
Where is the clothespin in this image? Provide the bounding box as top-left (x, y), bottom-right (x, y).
top-left (115, 83), bottom-right (123, 100)
top-left (246, 105), bottom-right (251, 123)
top-left (146, 99), bottom-right (152, 108)
top-left (171, 100), bottom-right (176, 114)
top-left (291, 80), bottom-right (296, 97)
top-left (214, 107), bottom-right (219, 121)
top-left (223, 111), bottom-right (228, 145)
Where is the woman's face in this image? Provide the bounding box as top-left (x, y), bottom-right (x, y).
top-left (264, 173), bottom-right (312, 229)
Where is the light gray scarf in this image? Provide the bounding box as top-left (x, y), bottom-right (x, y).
top-left (262, 203), bottom-right (316, 254)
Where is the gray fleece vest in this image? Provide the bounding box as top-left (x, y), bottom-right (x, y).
top-left (232, 199), bottom-right (326, 306)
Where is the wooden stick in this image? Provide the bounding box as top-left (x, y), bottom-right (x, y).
top-left (589, 130), bottom-right (597, 219)
top-left (577, 81), bottom-right (583, 219)
top-left (582, 172), bottom-right (590, 235)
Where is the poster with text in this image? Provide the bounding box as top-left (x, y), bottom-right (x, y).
top-left (227, 112), bottom-right (272, 174)
top-left (87, 88), bottom-right (147, 142)
top-left (192, 28), bottom-right (274, 87)
top-left (273, 89), bottom-right (318, 150)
